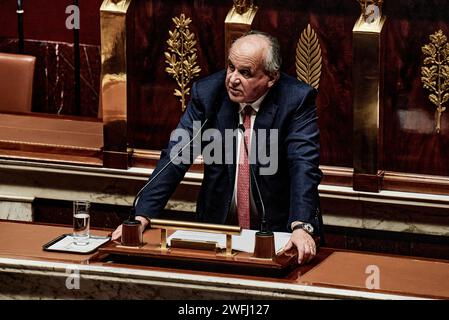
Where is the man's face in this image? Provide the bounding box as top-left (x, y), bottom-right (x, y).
top-left (225, 35), bottom-right (277, 104)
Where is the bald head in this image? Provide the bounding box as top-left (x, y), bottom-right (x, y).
top-left (231, 31), bottom-right (281, 78)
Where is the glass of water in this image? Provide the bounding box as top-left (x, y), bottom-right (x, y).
top-left (73, 201), bottom-right (90, 246)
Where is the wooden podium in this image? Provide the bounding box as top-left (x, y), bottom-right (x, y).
top-left (98, 219), bottom-right (298, 277)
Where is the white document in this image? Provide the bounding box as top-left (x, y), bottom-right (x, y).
top-left (46, 235), bottom-right (110, 253)
top-left (167, 229), bottom-right (291, 254)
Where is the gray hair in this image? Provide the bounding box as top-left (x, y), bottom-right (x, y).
top-left (238, 30), bottom-right (282, 76)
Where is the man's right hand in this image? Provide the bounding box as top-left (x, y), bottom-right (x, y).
top-left (111, 216), bottom-right (149, 241)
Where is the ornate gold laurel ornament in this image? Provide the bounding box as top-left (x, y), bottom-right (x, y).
top-left (296, 24), bottom-right (322, 90)
top-left (357, 0), bottom-right (383, 24)
top-left (165, 14), bottom-right (201, 112)
top-left (421, 30), bottom-right (449, 134)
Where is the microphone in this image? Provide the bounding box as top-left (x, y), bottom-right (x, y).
top-left (238, 123), bottom-right (275, 259)
top-left (132, 118), bottom-right (211, 218)
top-left (131, 98), bottom-right (219, 220)
top-left (120, 117), bottom-right (210, 246)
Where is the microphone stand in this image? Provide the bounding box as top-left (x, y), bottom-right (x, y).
top-left (120, 186), bottom-right (146, 246)
top-left (73, 0), bottom-right (81, 115)
top-left (17, 0), bottom-right (24, 53)
top-left (120, 208), bottom-right (143, 247)
top-left (120, 118), bottom-right (210, 246)
top-left (238, 124), bottom-right (275, 260)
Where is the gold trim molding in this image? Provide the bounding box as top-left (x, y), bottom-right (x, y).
top-left (352, 4), bottom-right (386, 192)
top-left (100, 0), bottom-right (132, 169)
top-left (296, 24), bottom-right (322, 90)
top-left (100, 0), bottom-right (132, 122)
top-left (233, 0), bottom-right (255, 15)
top-left (101, 0), bottom-right (131, 13)
top-left (421, 29), bottom-right (449, 134)
top-left (225, 0), bottom-right (258, 24)
top-left (224, 1), bottom-right (258, 57)
top-left (165, 14), bottom-right (201, 112)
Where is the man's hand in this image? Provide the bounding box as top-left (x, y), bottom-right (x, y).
top-left (111, 216), bottom-right (149, 241)
top-left (283, 229), bottom-right (316, 265)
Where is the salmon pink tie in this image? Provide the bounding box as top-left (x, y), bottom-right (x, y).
top-left (237, 105), bottom-right (253, 229)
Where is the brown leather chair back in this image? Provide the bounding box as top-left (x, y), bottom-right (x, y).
top-left (0, 52), bottom-right (36, 113)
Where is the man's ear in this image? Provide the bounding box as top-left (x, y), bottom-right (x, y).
top-left (267, 71), bottom-right (280, 88)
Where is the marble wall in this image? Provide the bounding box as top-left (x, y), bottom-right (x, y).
top-left (0, 38), bottom-right (101, 118)
top-left (0, 197), bottom-right (33, 222)
top-left (0, 258), bottom-right (406, 300)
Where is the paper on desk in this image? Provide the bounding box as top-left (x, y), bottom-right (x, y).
top-left (46, 235), bottom-right (110, 253)
top-left (167, 229), bottom-right (291, 253)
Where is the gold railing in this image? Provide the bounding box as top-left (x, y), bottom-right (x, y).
top-left (150, 219), bottom-right (241, 256)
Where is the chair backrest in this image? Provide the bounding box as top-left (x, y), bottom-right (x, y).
top-left (0, 52), bottom-right (36, 114)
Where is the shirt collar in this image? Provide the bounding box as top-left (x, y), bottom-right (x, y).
top-left (238, 91), bottom-right (268, 114)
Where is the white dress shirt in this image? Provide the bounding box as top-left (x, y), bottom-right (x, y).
top-left (233, 92), bottom-right (268, 207)
top-left (231, 92), bottom-right (302, 230)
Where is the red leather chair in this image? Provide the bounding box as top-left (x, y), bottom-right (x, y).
top-left (0, 52), bottom-right (36, 113)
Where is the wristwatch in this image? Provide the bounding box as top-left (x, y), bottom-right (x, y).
top-left (292, 222), bottom-right (314, 235)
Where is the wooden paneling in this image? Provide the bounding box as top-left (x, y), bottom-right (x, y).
top-left (0, 113), bottom-right (103, 166)
top-left (252, 1), bottom-right (357, 168)
top-left (127, 0), bottom-right (229, 151)
top-left (127, 0), bottom-right (357, 169)
top-left (382, 171), bottom-right (449, 195)
top-left (382, 1), bottom-right (449, 176)
top-left (0, 0), bottom-right (102, 45)
top-left (0, 0), bottom-right (448, 194)
top-left (324, 225), bottom-right (449, 261)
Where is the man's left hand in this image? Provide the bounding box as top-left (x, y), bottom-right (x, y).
top-left (283, 229), bottom-right (316, 265)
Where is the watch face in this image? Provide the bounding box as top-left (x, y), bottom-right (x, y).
top-left (304, 224), bottom-right (314, 234)
top-left (292, 223), bottom-right (314, 234)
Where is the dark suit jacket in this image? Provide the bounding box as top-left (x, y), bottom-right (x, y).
top-left (135, 70), bottom-right (323, 235)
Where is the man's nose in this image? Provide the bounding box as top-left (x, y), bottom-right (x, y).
top-left (229, 71), bottom-right (241, 85)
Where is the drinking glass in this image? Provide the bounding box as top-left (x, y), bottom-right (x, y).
top-left (73, 201), bottom-right (90, 245)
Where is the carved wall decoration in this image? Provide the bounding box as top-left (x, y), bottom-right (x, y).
top-left (421, 29), bottom-right (449, 134)
top-left (225, 0), bottom-right (258, 56)
top-left (164, 14), bottom-right (201, 112)
top-left (296, 24), bottom-right (322, 90)
top-left (233, 0), bottom-right (254, 15)
top-left (102, 0), bottom-right (129, 10)
top-left (357, 0), bottom-right (383, 24)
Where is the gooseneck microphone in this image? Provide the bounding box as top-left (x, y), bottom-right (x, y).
top-left (237, 124), bottom-right (270, 235)
top-left (120, 117), bottom-right (210, 246)
top-left (131, 118), bottom-right (211, 219)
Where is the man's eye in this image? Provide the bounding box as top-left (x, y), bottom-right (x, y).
top-left (241, 70), bottom-right (250, 77)
top-left (228, 65), bottom-right (235, 71)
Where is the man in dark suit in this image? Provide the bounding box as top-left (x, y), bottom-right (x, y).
top-left (113, 31), bottom-right (323, 264)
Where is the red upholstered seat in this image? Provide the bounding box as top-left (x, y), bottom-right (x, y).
top-left (0, 52), bottom-right (36, 113)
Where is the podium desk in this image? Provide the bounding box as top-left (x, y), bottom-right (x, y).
top-left (1, 220), bottom-right (449, 300)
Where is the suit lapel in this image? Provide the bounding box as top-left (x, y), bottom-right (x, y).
top-left (217, 94), bottom-right (239, 132)
top-left (216, 94), bottom-right (239, 188)
top-left (253, 92), bottom-right (279, 131)
top-left (252, 91), bottom-right (279, 177)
